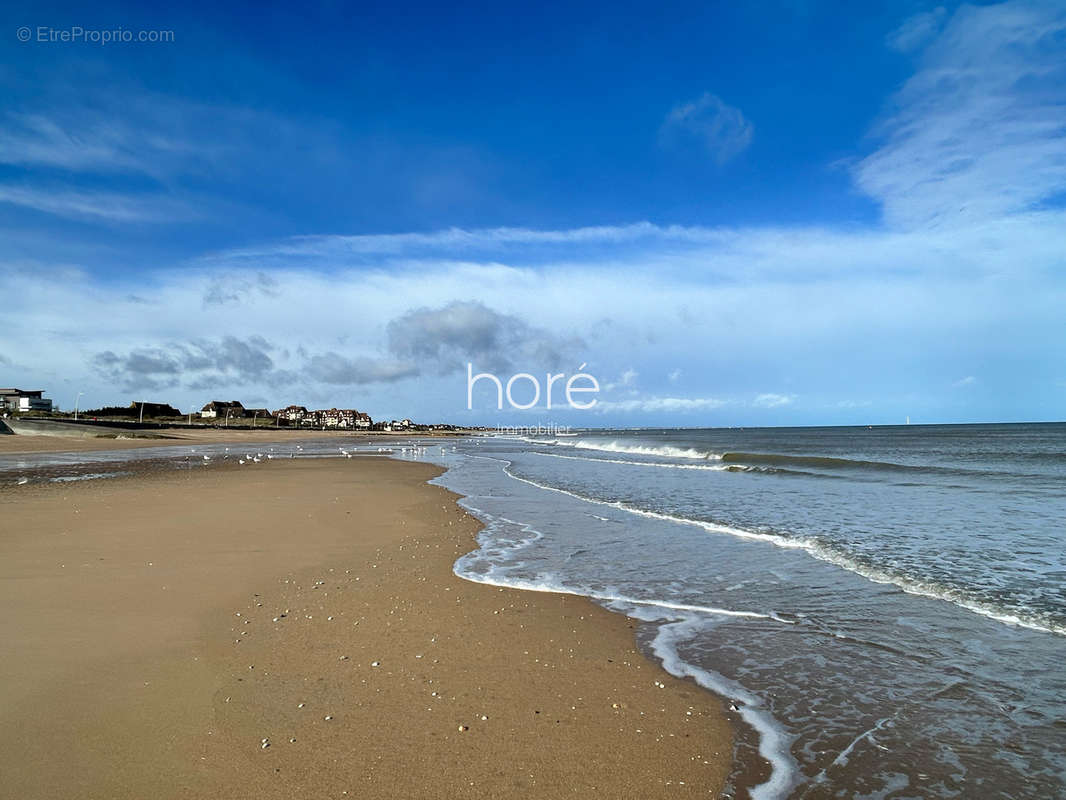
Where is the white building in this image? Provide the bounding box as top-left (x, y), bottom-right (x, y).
top-left (200, 400), bottom-right (245, 419)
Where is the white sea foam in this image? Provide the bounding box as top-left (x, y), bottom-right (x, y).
top-left (449, 489), bottom-right (782, 621)
top-left (497, 457), bottom-right (805, 548)
top-left (534, 451), bottom-right (732, 471)
top-left (457, 564), bottom-right (777, 620)
top-left (803, 543), bottom-right (1066, 637)
top-left (546, 438), bottom-right (723, 460)
top-left (640, 612), bottom-right (800, 800)
top-left (481, 455), bottom-right (1066, 638)
top-left (451, 507), bottom-right (544, 571)
top-left (429, 448), bottom-right (1066, 800)
top-left (446, 476), bottom-right (796, 798)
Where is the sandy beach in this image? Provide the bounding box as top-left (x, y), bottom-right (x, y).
top-left (0, 454), bottom-right (732, 798)
top-left (0, 426), bottom-right (457, 455)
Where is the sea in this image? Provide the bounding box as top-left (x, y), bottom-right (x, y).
top-left (3, 422), bottom-right (1064, 798)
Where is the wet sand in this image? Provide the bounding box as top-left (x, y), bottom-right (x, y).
top-left (0, 457), bottom-right (732, 798)
top-left (0, 428), bottom-right (455, 455)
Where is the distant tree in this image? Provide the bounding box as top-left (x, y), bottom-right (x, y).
top-left (82, 406), bottom-right (136, 418)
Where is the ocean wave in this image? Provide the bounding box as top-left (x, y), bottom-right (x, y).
top-left (449, 498), bottom-right (799, 799)
top-left (546, 438), bottom-right (724, 460)
top-left (531, 450), bottom-right (842, 478)
top-left (718, 451), bottom-right (1053, 482)
top-left (534, 451), bottom-right (731, 471)
top-left (489, 457), bottom-right (1066, 638)
top-left (536, 438), bottom-right (1046, 481)
top-left (451, 497), bottom-right (778, 620)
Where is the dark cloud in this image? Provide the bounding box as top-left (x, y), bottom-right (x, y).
top-left (91, 336), bottom-right (277, 392)
top-left (186, 373), bottom-right (228, 392)
top-left (188, 336), bottom-right (274, 379)
top-left (386, 300), bottom-right (579, 375)
top-left (124, 350), bottom-right (182, 376)
top-left (92, 348), bottom-right (181, 393)
top-left (87, 302), bottom-right (581, 393)
top-left (288, 301), bottom-right (580, 388)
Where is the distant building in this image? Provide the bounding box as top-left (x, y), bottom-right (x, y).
top-left (317, 408), bottom-right (373, 429)
top-left (321, 408), bottom-right (344, 428)
top-left (200, 400), bottom-right (245, 419)
top-left (0, 388), bottom-right (53, 413)
top-left (274, 405), bottom-right (309, 423)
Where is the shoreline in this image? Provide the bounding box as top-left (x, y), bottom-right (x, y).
top-left (0, 427), bottom-right (465, 455)
top-left (0, 454), bottom-right (733, 797)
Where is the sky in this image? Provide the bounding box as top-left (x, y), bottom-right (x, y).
top-left (1, 0), bottom-right (1064, 427)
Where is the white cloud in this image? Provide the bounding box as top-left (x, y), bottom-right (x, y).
top-left (4, 203), bottom-right (1065, 416)
top-left (603, 367), bottom-right (640, 393)
top-left (210, 221), bottom-right (729, 263)
top-left (0, 112), bottom-right (161, 174)
top-left (754, 393), bottom-right (795, 408)
top-left (595, 396), bottom-right (729, 413)
top-left (953, 375), bottom-right (977, 387)
top-left (887, 7), bottom-right (947, 52)
top-left (2, 214), bottom-right (1063, 422)
top-left (202, 211), bottom-right (1066, 286)
top-left (858, 2), bottom-right (1066, 229)
top-left (660, 93), bottom-right (753, 164)
top-left (0, 185), bottom-right (192, 223)
top-left (4, 3), bottom-right (1065, 421)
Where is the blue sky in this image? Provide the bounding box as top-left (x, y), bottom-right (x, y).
top-left (1, 0), bottom-right (1064, 426)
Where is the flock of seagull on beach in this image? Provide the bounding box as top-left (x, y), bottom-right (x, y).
top-left (188, 442), bottom-right (454, 467)
top-left (10, 441), bottom-right (459, 487)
